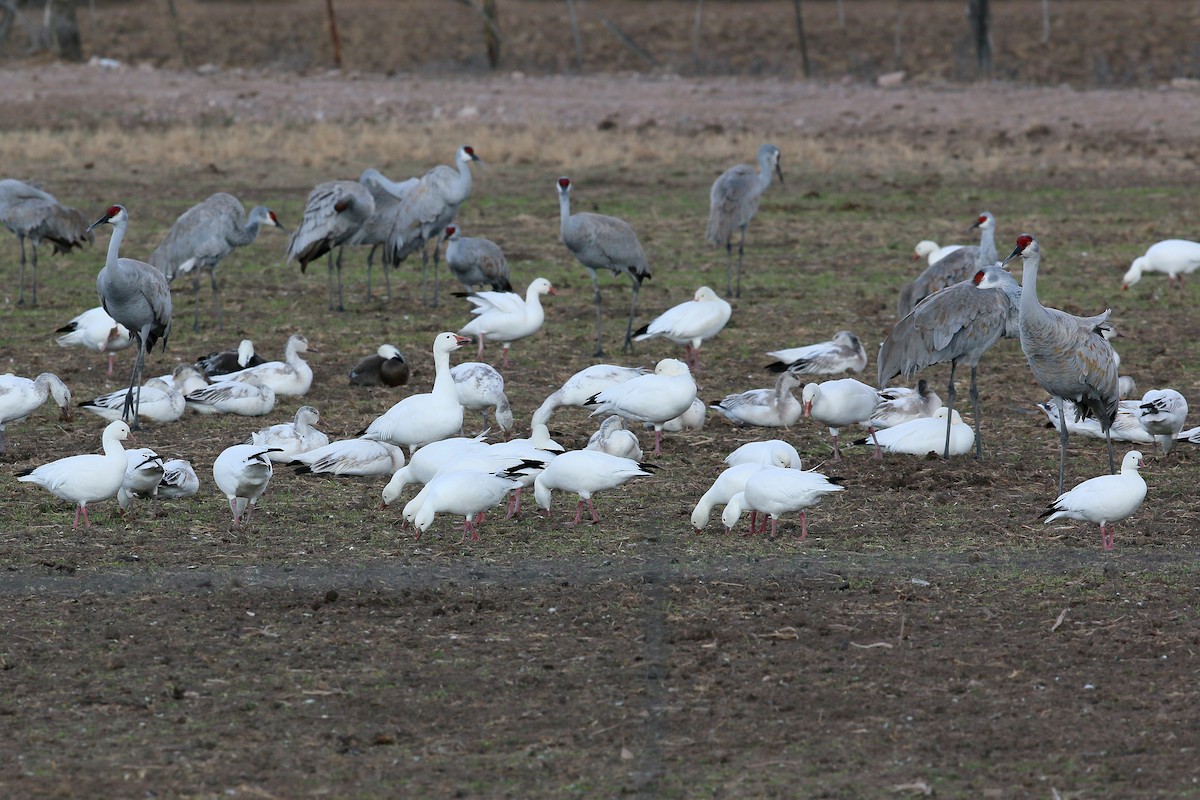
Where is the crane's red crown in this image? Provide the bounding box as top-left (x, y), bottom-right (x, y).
top-left (105, 204), bottom-right (121, 218)
top-left (445, 226), bottom-right (456, 236)
top-left (558, 177), bottom-right (571, 189)
top-left (1015, 234), bottom-right (1034, 250)
top-left (972, 270), bottom-right (986, 285)
top-left (463, 146), bottom-right (475, 157)
top-left (976, 214), bottom-right (988, 225)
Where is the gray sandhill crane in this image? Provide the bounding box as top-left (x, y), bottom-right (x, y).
top-left (896, 211), bottom-right (999, 318)
top-left (385, 145), bottom-right (482, 306)
top-left (88, 204), bottom-right (174, 431)
top-left (557, 176), bottom-right (652, 356)
top-left (148, 193), bottom-right (287, 332)
top-left (877, 264), bottom-right (1020, 459)
top-left (1, 178), bottom-right (92, 307)
top-left (444, 225), bottom-right (512, 293)
top-left (355, 168), bottom-right (419, 302)
top-left (287, 180), bottom-right (375, 312)
top-left (1004, 234), bottom-right (1120, 492)
top-left (705, 143), bottom-right (783, 298)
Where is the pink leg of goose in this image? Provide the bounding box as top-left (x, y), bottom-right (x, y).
top-left (476, 336), bottom-right (485, 359)
top-left (869, 427), bottom-right (882, 460)
top-left (586, 498), bottom-right (600, 524)
top-left (653, 428), bottom-right (663, 455)
top-left (501, 345), bottom-right (510, 369)
top-left (831, 432), bottom-right (843, 462)
top-left (568, 500), bottom-right (585, 526)
top-left (73, 504), bottom-right (84, 530)
top-left (799, 511), bottom-right (809, 541)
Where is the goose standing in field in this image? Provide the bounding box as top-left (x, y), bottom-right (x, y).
top-left (853, 407), bottom-right (974, 457)
top-left (1137, 389), bottom-right (1189, 455)
top-left (1005, 234), bottom-right (1120, 492)
top-left (410, 468), bottom-right (525, 542)
top-left (196, 339), bottom-right (265, 378)
top-left (213, 444), bottom-right (279, 529)
top-left (458, 277), bottom-right (556, 368)
top-left (452, 362), bottom-right (513, 433)
top-left (287, 180), bottom-right (374, 312)
top-left (533, 449), bottom-right (656, 525)
top-left (444, 225), bottom-right (512, 293)
top-left (360, 332), bottom-right (470, 451)
top-left (185, 375), bottom-right (276, 416)
top-left (80, 377), bottom-right (185, 424)
top-left (869, 379), bottom-right (942, 429)
top-left (88, 204), bottom-right (174, 430)
top-left (632, 286), bottom-right (732, 369)
top-left (1037, 399), bottom-right (1152, 444)
top-left (724, 439), bottom-right (802, 470)
top-left (897, 211), bottom-right (999, 318)
top-left (1122, 239), bottom-right (1200, 293)
top-left (913, 240), bottom-right (964, 265)
top-left (802, 378), bottom-right (882, 461)
top-left (712, 372), bottom-right (803, 428)
top-left (766, 330), bottom-right (868, 376)
top-left (691, 462), bottom-right (771, 533)
top-left (54, 306), bottom-right (132, 377)
top-left (657, 397), bottom-right (708, 433)
top-left (557, 176), bottom-right (652, 356)
top-left (0, 371), bottom-right (72, 454)
top-left (1041, 450), bottom-right (1147, 551)
top-left (220, 333), bottom-right (315, 397)
top-left (380, 434), bottom-right (491, 508)
top-left (585, 358), bottom-right (698, 455)
top-left (1, 178), bottom-right (92, 307)
top-left (706, 143), bottom-right (783, 298)
top-left (291, 437), bottom-right (407, 477)
top-left (349, 344), bottom-right (410, 387)
top-left (250, 405), bottom-right (329, 462)
top-left (721, 466), bottom-right (844, 539)
top-left (586, 415), bottom-right (644, 461)
top-left (148, 193), bottom-right (287, 331)
top-left (158, 458), bottom-right (200, 500)
top-left (117, 447), bottom-right (165, 513)
top-left (17, 420), bottom-right (130, 529)
top-left (532, 363), bottom-right (648, 429)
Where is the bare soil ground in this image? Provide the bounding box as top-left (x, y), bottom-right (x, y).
top-left (3, 2), bottom-right (1200, 798)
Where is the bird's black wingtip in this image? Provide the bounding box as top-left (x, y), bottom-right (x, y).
top-left (633, 323), bottom-right (650, 337)
top-left (764, 361), bottom-right (787, 373)
top-left (637, 462), bottom-right (661, 472)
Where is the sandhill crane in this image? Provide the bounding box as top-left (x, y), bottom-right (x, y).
top-left (444, 225), bottom-right (512, 293)
top-left (896, 212), bottom-right (999, 318)
top-left (148, 193), bottom-right (287, 332)
top-left (88, 205), bottom-right (174, 431)
top-left (287, 180), bottom-right (375, 312)
top-left (877, 264), bottom-right (1020, 459)
top-left (355, 167), bottom-right (420, 302)
top-left (1121, 239), bottom-right (1200, 293)
top-left (385, 145), bottom-right (482, 306)
top-left (1005, 234), bottom-right (1120, 493)
top-left (557, 177), bottom-right (652, 356)
top-left (705, 143), bottom-right (783, 298)
top-left (1, 178), bottom-right (92, 307)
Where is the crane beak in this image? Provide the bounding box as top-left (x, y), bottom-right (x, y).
top-left (86, 213), bottom-right (112, 233)
top-left (1001, 245), bottom-right (1023, 266)
top-left (775, 162), bottom-right (785, 184)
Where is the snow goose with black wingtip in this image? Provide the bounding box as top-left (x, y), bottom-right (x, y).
top-left (185, 374), bottom-right (275, 416)
top-left (854, 406), bottom-right (974, 457)
top-left (632, 285), bottom-right (731, 370)
top-left (213, 444), bottom-right (279, 529)
top-left (870, 379), bottom-right (942, 430)
top-left (221, 333), bottom-right (314, 397)
top-left (533, 363), bottom-right (648, 429)
top-left (80, 377), bottom-right (185, 424)
top-left (533, 450), bottom-right (656, 525)
top-left (251, 405), bottom-right (329, 462)
top-left (765, 330), bottom-right (867, 376)
top-left (361, 332), bottom-right (470, 452)
top-left (721, 466), bottom-right (844, 539)
top-left (459, 278), bottom-right (556, 368)
top-left (17, 420), bottom-right (130, 529)
top-left (585, 358), bottom-right (697, 455)
top-left (802, 378), bottom-right (881, 461)
top-left (0, 371), bottom-right (72, 453)
top-left (54, 306), bottom-right (132, 377)
top-left (1137, 388), bottom-right (1189, 455)
top-left (291, 437), bottom-right (406, 477)
top-left (1041, 450), bottom-right (1147, 550)
top-left (712, 371), bottom-right (803, 428)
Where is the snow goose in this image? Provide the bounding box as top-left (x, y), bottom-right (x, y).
top-left (632, 286), bottom-right (732, 369)
top-left (1137, 389), bottom-right (1189, 455)
top-left (221, 333), bottom-right (315, 397)
top-left (0, 372), bottom-right (73, 453)
top-left (17, 420), bottom-right (130, 529)
top-left (410, 469), bottom-right (525, 542)
top-left (532, 364), bottom-right (648, 429)
top-left (213, 444), bottom-right (279, 529)
top-left (117, 447), bottom-right (165, 512)
top-left (586, 415), bottom-right (644, 461)
top-left (349, 344), bottom-right (410, 387)
top-left (1037, 399), bottom-right (1152, 445)
top-left (724, 440), bottom-right (802, 470)
top-left (250, 405), bottom-right (329, 462)
top-left (765, 331), bottom-right (868, 376)
top-left (533, 450), bottom-right (655, 525)
top-left (380, 434), bottom-right (491, 508)
top-left (721, 466), bottom-right (845, 539)
top-left (291, 438), bottom-right (406, 477)
top-left (456, 440), bottom-right (556, 518)
top-left (196, 339), bottom-right (265, 378)
top-left (157, 364), bottom-right (209, 395)
top-left (712, 372), bottom-right (802, 428)
top-left (870, 379), bottom-right (942, 429)
top-left (185, 375), bottom-right (276, 416)
top-left (360, 332), bottom-right (470, 451)
top-left (54, 306), bottom-right (132, 377)
top-left (913, 240), bottom-right (964, 265)
top-left (585, 358), bottom-right (698, 454)
top-left (458, 277), bottom-right (556, 368)
top-left (657, 397), bottom-right (707, 433)
top-left (452, 362), bottom-right (513, 433)
top-left (854, 407), bottom-right (974, 456)
top-left (158, 458), bottom-right (200, 499)
top-left (80, 377), bottom-right (185, 424)
top-left (1041, 450), bottom-right (1148, 550)
top-left (1119, 376), bottom-right (1138, 401)
top-left (1122, 239), bottom-right (1200, 292)
top-left (802, 378), bottom-right (882, 460)
top-left (691, 462), bottom-right (768, 532)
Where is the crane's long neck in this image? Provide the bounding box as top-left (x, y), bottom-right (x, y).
top-left (1018, 251), bottom-right (1048, 327)
top-left (757, 154), bottom-right (776, 194)
top-left (977, 224), bottom-right (998, 266)
top-left (229, 217), bottom-right (261, 248)
top-left (448, 158), bottom-right (474, 204)
top-left (104, 218), bottom-right (126, 270)
top-left (558, 191), bottom-right (572, 238)
top-left (432, 346), bottom-right (456, 397)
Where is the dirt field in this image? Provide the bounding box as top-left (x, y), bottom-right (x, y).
top-left (3, 2), bottom-right (1200, 798)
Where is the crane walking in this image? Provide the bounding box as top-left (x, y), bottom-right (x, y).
top-left (1, 178), bottom-right (92, 307)
top-left (705, 143), bottom-right (783, 298)
top-left (287, 180), bottom-right (375, 312)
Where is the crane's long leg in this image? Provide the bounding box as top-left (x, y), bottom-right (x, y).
top-left (382, 246), bottom-right (392, 301)
top-left (969, 366), bottom-right (982, 460)
top-left (943, 359), bottom-right (959, 459)
top-left (366, 244), bottom-right (376, 301)
top-left (724, 239), bottom-right (735, 298)
top-left (326, 250), bottom-right (336, 311)
top-left (1055, 396), bottom-right (1069, 495)
top-left (29, 242), bottom-right (39, 307)
top-left (210, 267), bottom-right (224, 331)
top-left (122, 334), bottom-right (147, 430)
top-left (419, 243), bottom-right (432, 306)
top-left (16, 235), bottom-right (28, 306)
top-left (735, 225), bottom-right (747, 299)
top-left (191, 270), bottom-right (202, 332)
top-left (335, 247), bottom-right (346, 312)
top-left (1105, 423), bottom-right (1115, 474)
top-left (591, 269), bottom-right (604, 357)
top-left (432, 235), bottom-right (442, 308)
top-left (622, 276), bottom-right (642, 355)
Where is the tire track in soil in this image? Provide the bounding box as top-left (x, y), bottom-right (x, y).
top-left (633, 558), bottom-right (668, 796)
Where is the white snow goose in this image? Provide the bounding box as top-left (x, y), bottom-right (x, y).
top-left (222, 333), bottom-right (315, 397)
top-left (54, 306), bottom-right (132, 377)
top-left (533, 450), bottom-right (656, 525)
top-left (802, 378), bottom-right (882, 461)
top-left (691, 462), bottom-right (769, 533)
top-left (585, 358), bottom-right (697, 455)
top-left (0, 371), bottom-right (73, 453)
top-left (1040, 450), bottom-right (1148, 550)
top-left (721, 466), bottom-right (844, 539)
top-left (853, 407), bottom-right (974, 457)
top-left (586, 415), bottom-right (644, 461)
top-left (17, 420), bottom-right (130, 528)
top-left (158, 458), bottom-right (200, 499)
top-left (1122, 239), bottom-right (1200, 293)
top-left (655, 397), bottom-right (707, 433)
top-left (712, 372), bottom-right (802, 428)
top-left (185, 375), bottom-right (276, 416)
top-left (410, 469), bottom-right (525, 542)
top-left (458, 277), bottom-right (556, 368)
top-left (724, 440), bottom-right (802, 470)
top-left (869, 379), bottom-right (942, 430)
top-left (452, 362), bottom-right (514, 433)
top-left (381, 434), bottom-right (491, 508)
top-left (1037, 399), bottom-right (1152, 445)
top-left (117, 447), bottom-right (165, 512)
top-left (291, 437), bottom-right (406, 477)
top-left (250, 405), bottom-right (329, 462)
top-left (196, 339), bottom-right (265, 378)
top-left (632, 285), bottom-right (732, 369)
top-left (1137, 389), bottom-right (1189, 455)
top-left (765, 330), bottom-right (868, 376)
top-left (80, 377), bottom-right (185, 424)
top-left (532, 363), bottom-right (648, 429)
top-left (213, 444), bottom-right (279, 529)
top-left (349, 344), bottom-right (410, 387)
top-left (913, 240), bottom-right (964, 265)
top-left (360, 332), bottom-right (470, 451)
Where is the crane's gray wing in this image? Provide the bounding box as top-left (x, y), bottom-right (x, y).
top-left (706, 165), bottom-right (758, 244)
top-left (287, 181), bottom-right (373, 269)
top-left (32, 204), bottom-right (91, 252)
top-left (569, 212), bottom-right (650, 274)
top-left (150, 194), bottom-right (245, 277)
top-left (896, 245), bottom-right (982, 316)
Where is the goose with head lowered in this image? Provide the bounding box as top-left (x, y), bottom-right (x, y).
top-left (721, 466), bottom-right (845, 539)
top-left (213, 444), bottom-right (279, 530)
top-left (0, 371), bottom-right (72, 454)
top-left (802, 378), bottom-right (882, 461)
top-left (17, 420), bottom-right (131, 529)
top-left (80, 377), bottom-right (184, 425)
